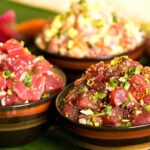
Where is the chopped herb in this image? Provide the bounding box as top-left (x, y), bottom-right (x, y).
top-left (129, 67), bottom-right (136, 76)
top-left (39, 56), bottom-right (45, 61)
top-left (32, 66), bottom-right (37, 74)
top-left (105, 105), bottom-right (112, 116)
top-left (122, 121), bottom-right (132, 127)
top-left (80, 109), bottom-right (94, 115)
top-left (93, 112), bottom-right (105, 117)
top-left (135, 110), bottom-right (142, 115)
top-left (92, 92), bottom-right (107, 104)
top-left (121, 102), bottom-right (127, 108)
top-left (12, 80), bottom-right (17, 86)
top-left (146, 88), bottom-right (149, 95)
top-left (109, 78), bottom-right (118, 88)
top-left (140, 99), bottom-right (144, 106)
top-left (145, 105), bottom-right (150, 112)
top-left (94, 122), bottom-right (100, 127)
top-left (77, 86), bottom-right (88, 94)
top-left (113, 15), bottom-right (118, 22)
top-left (134, 66), bottom-right (141, 74)
top-left (127, 92), bottom-right (135, 101)
top-left (7, 89), bottom-right (12, 95)
top-left (123, 81), bottom-right (130, 90)
top-left (2, 70), bottom-right (15, 79)
top-left (101, 105), bottom-right (112, 116)
top-left (23, 72), bottom-right (32, 87)
top-left (41, 93), bottom-right (50, 99)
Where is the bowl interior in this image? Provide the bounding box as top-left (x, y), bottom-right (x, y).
top-left (0, 65), bottom-right (66, 111)
top-left (56, 83), bottom-right (150, 132)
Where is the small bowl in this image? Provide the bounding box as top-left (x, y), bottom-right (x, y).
top-left (56, 83), bottom-right (150, 148)
top-left (0, 66), bottom-right (66, 147)
top-left (37, 40), bottom-right (145, 71)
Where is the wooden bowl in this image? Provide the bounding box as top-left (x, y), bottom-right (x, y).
top-left (37, 40), bottom-right (145, 71)
top-left (0, 66), bottom-right (66, 147)
top-left (55, 83), bottom-right (150, 148)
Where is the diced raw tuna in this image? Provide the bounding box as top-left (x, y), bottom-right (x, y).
top-left (62, 103), bottom-right (78, 121)
top-left (76, 94), bottom-right (100, 111)
top-left (0, 93), bottom-right (24, 106)
top-left (144, 95), bottom-right (150, 104)
top-left (129, 74), bottom-right (147, 101)
top-left (109, 88), bottom-right (127, 106)
top-left (27, 75), bottom-right (45, 101)
top-left (13, 80), bottom-right (28, 100)
top-left (44, 73), bottom-right (64, 92)
top-left (132, 110), bottom-right (150, 125)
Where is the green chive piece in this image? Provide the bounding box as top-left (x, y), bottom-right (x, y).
top-left (23, 72), bottom-right (32, 87)
top-left (109, 78), bottom-right (118, 88)
top-left (2, 70), bottom-right (15, 79)
top-left (145, 105), bottom-right (150, 112)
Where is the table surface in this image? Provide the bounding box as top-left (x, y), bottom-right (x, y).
top-left (0, 1), bottom-right (150, 150)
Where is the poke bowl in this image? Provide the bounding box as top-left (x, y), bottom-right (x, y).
top-left (36, 0), bottom-right (145, 70)
top-left (0, 39), bottom-right (66, 147)
top-left (56, 56), bottom-right (150, 147)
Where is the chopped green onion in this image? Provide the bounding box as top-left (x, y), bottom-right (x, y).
top-left (127, 92), bottom-right (135, 101)
top-left (121, 102), bottom-right (127, 108)
top-left (109, 78), bottom-right (118, 88)
top-left (92, 92), bottom-right (107, 103)
top-left (77, 86), bottom-right (88, 94)
top-left (123, 81), bottom-right (130, 90)
top-left (122, 119), bottom-right (130, 123)
top-left (129, 67), bottom-right (136, 76)
top-left (32, 66), bottom-right (37, 74)
top-left (41, 93), bottom-right (50, 99)
top-left (93, 112), bottom-right (105, 117)
top-left (68, 27), bottom-right (78, 38)
top-left (7, 89), bottom-right (12, 95)
top-left (23, 71), bottom-right (32, 87)
top-left (113, 15), bottom-right (118, 22)
top-left (122, 121), bottom-right (132, 127)
top-left (140, 99), bottom-right (144, 106)
top-left (94, 122), bottom-right (100, 127)
top-left (145, 105), bottom-right (150, 112)
top-left (134, 66), bottom-right (141, 74)
top-left (2, 70), bottom-right (15, 79)
top-left (100, 105), bottom-right (112, 116)
top-left (135, 110), bottom-right (142, 115)
top-left (105, 105), bottom-right (112, 116)
top-left (146, 88), bottom-right (149, 96)
top-left (80, 109), bottom-right (94, 115)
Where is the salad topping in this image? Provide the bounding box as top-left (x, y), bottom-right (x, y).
top-left (61, 56), bottom-right (150, 127)
top-left (0, 39), bottom-right (64, 106)
top-left (36, 0), bottom-right (144, 58)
